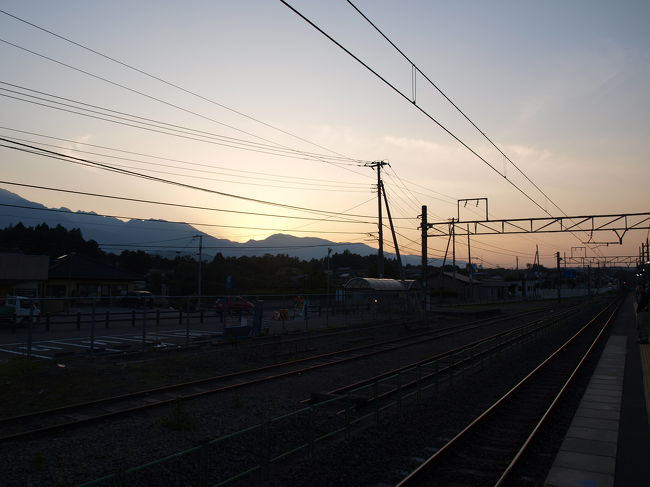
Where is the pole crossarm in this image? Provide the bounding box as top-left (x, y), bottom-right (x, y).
top-left (562, 256), bottom-right (640, 266)
top-left (427, 212), bottom-right (650, 241)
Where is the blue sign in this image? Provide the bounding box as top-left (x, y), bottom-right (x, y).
top-left (226, 275), bottom-right (233, 289)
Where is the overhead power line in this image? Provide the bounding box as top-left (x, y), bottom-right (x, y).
top-left (0, 138), bottom-right (394, 219)
top-left (0, 36), bottom-right (372, 178)
top-left (281, 0), bottom-right (605, 256)
top-left (0, 135), bottom-right (369, 192)
top-left (0, 89), bottom-right (361, 168)
top-left (0, 8), bottom-right (365, 166)
top-left (98, 242), bottom-right (365, 250)
top-left (346, 1), bottom-right (609, 257)
top-left (278, 0), bottom-right (556, 216)
top-left (0, 126), bottom-right (370, 188)
top-left (0, 180), bottom-right (373, 224)
top-left (0, 203), bottom-right (367, 235)
top-left (0, 136), bottom-right (368, 193)
top-left (346, 0), bottom-right (567, 216)
top-left (0, 81), bottom-right (361, 166)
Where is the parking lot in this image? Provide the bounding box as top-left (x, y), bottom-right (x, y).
top-left (0, 328), bottom-right (222, 360)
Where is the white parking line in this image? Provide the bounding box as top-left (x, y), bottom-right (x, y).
top-left (93, 338), bottom-right (124, 344)
top-left (19, 345), bottom-right (62, 351)
top-left (50, 340), bottom-right (120, 352)
top-left (94, 336), bottom-right (176, 347)
top-left (154, 331), bottom-right (205, 337)
top-left (0, 347), bottom-right (52, 359)
top-left (109, 336), bottom-right (155, 343)
top-left (80, 341), bottom-right (121, 352)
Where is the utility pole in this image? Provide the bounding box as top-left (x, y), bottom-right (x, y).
top-left (420, 205), bottom-right (428, 285)
top-left (452, 218), bottom-right (456, 282)
top-left (467, 224), bottom-right (473, 302)
top-left (195, 235), bottom-right (203, 307)
top-left (380, 180), bottom-right (403, 279)
top-left (364, 161), bottom-right (389, 278)
top-left (556, 251), bottom-right (562, 302)
top-left (326, 247), bottom-right (332, 304)
top-left (421, 205), bottom-right (428, 309)
top-left (377, 163), bottom-right (383, 278)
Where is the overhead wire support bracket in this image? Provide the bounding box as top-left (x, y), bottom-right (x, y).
top-left (562, 256), bottom-right (639, 266)
top-left (426, 212), bottom-right (650, 244)
top-left (457, 197), bottom-right (488, 222)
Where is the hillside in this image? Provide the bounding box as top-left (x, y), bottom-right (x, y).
top-left (0, 188), bottom-right (432, 263)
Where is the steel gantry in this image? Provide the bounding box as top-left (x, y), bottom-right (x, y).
top-left (561, 256), bottom-right (639, 267)
top-left (426, 212), bottom-right (650, 244)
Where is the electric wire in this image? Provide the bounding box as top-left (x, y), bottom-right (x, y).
top-left (0, 141), bottom-right (368, 193)
top-left (384, 173), bottom-right (423, 215)
top-left (0, 203), bottom-right (368, 235)
top-left (0, 8), bottom-right (366, 166)
top-left (278, 0), bottom-right (557, 216)
top-left (346, 0), bottom-right (578, 220)
top-left (0, 126), bottom-right (370, 188)
top-left (0, 82), bottom-right (360, 165)
top-left (0, 135), bottom-right (369, 192)
top-left (0, 91), bottom-right (362, 167)
top-left (0, 138), bottom-right (392, 219)
top-left (0, 184), bottom-right (373, 224)
top-left (345, 1), bottom-right (606, 255)
top-left (280, 0), bottom-right (603, 257)
top-left (98, 242), bottom-right (364, 250)
top-left (386, 166), bottom-right (423, 210)
top-left (0, 37), bottom-right (372, 178)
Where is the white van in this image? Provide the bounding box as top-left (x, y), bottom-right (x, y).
top-left (0, 296), bottom-right (40, 325)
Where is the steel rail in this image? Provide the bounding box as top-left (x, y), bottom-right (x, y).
top-left (494, 300), bottom-right (622, 485)
top-left (0, 306), bottom-right (559, 442)
top-left (304, 305), bottom-right (582, 404)
top-left (396, 298), bottom-right (619, 487)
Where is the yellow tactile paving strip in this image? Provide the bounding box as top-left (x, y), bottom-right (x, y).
top-left (640, 343), bottom-right (650, 424)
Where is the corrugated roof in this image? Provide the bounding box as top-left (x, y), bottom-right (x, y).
top-left (344, 278), bottom-right (419, 291)
top-left (49, 254), bottom-right (143, 281)
top-left (441, 272), bottom-right (481, 284)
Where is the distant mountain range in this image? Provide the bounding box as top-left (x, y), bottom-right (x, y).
top-left (0, 188), bottom-right (440, 264)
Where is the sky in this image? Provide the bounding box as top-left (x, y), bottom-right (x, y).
top-left (0, 0), bottom-right (648, 269)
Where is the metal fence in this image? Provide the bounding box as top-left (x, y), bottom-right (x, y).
top-left (77, 310), bottom-right (567, 487)
top-left (0, 292), bottom-right (424, 359)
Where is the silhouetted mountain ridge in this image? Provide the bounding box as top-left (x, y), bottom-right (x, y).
top-left (0, 188), bottom-right (432, 263)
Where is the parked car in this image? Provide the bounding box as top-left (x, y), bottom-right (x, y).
top-left (0, 296), bottom-right (40, 325)
top-left (215, 296), bottom-right (254, 314)
top-left (120, 291), bottom-right (154, 309)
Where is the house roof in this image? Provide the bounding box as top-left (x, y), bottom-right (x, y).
top-left (343, 277), bottom-right (420, 291)
top-left (0, 253), bottom-right (49, 281)
top-left (440, 271), bottom-right (481, 284)
top-left (49, 254), bottom-right (143, 281)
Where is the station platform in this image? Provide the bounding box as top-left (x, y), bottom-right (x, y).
top-left (544, 294), bottom-right (650, 486)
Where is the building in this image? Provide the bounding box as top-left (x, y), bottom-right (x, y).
top-left (343, 277), bottom-right (420, 312)
top-left (45, 253), bottom-right (143, 310)
top-left (0, 251), bottom-right (49, 297)
top-left (427, 271), bottom-right (481, 302)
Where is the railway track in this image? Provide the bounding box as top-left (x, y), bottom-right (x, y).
top-left (0, 305), bottom-right (566, 442)
top-left (395, 298), bottom-right (621, 487)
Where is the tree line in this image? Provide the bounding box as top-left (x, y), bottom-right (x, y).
top-left (0, 223), bottom-right (403, 295)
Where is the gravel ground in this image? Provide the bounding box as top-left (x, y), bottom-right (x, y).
top-left (0, 301), bottom-right (594, 486)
